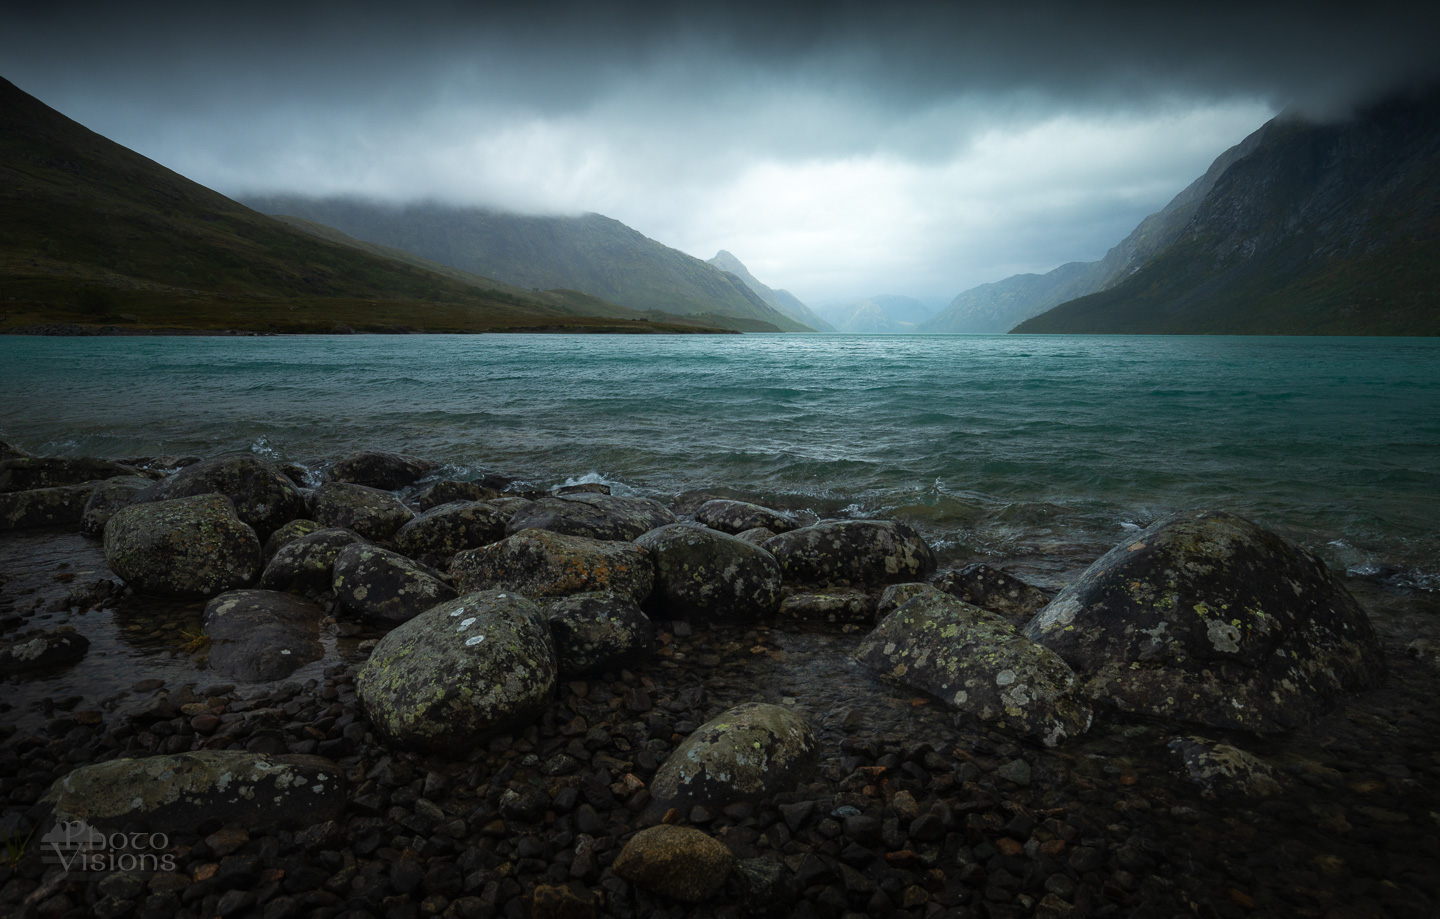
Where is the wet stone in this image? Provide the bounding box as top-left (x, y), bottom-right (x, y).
top-left (331, 543), bottom-right (457, 625)
top-left (0, 482), bottom-right (103, 531)
top-left (0, 456), bottom-right (144, 492)
top-left (324, 450), bottom-right (439, 490)
top-left (393, 500), bottom-right (509, 560)
top-left (778, 588), bottom-right (875, 627)
top-left (133, 453), bottom-right (306, 539)
top-left (79, 475), bottom-right (153, 537)
top-left (507, 493), bottom-right (678, 542)
top-left (764, 519), bottom-right (937, 588)
top-left (0, 626), bottom-right (89, 675)
top-left (1167, 736), bottom-right (1283, 799)
top-left (103, 494), bottom-right (262, 599)
top-left (451, 528), bottom-right (655, 604)
top-left (310, 482), bottom-right (415, 542)
top-left (543, 592), bottom-right (655, 678)
top-left (259, 527), bottom-right (367, 597)
top-left (934, 564), bottom-right (1051, 623)
top-left (262, 518), bottom-right (325, 560)
top-left (612, 825), bottom-right (734, 902)
top-left (693, 499), bottom-right (801, 535)
top-left (635, 524), bottom-right (783, 624)
top-left (202, 589), bottom-right (324, 682)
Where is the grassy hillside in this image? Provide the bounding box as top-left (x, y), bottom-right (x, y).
top-left (0, 77), bottom-right (722, 334)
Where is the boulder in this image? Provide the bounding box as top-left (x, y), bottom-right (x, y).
top-left (134, 453), bottom-right (305, 539)
top-left (777, 588), bottom-right (875, 628)
top-left (764, 520), bottom-right (936, 588)
top-left (543, 592), bottom-right (655, 678)
top-left (356, 590), bottom-right (558, 753)
top-left (1024, 510), bottom-right (1386, 732)
top-left (451, 528), bottom-right (654, 604)
top-left (645, 703), bottom-right (818, 821)
top-left (310, 482), bottom-right (415, 542)
top-left (0, 483), bottom-right (100, 531)
top-left (104, 495), bottom-right (261, 598)
top-left (613, 825), bottom-right (734, 902)
top-left (507, 494), bottom-right (677, 542)
top-left (263, 518), bottom-right (325, 559)
top-left (409, 480), bottom-right (501, 511)
top-left (0, 456), bottom-right (143, 492)
top-left (1166, 736), bottom-right (1283, 799)
top-left (202, 589), bottom-right (325, 681)
top-left (694, 499), bottom-right (800, 535)
top-left (857, 586), bottom-right (1092, 747)
top-left (259, 527), bottom-right (367, 596)
top-left (635, 524), bottom-right (782, 624)
top-left (325, 450), bottom-right (440, 490)
top-left (876, 583), bottom-right (932, 618)
top-left (935, 564), bottom-right (1051, 623)
top-left (734, 527), bottom-right (776, 546)
top-left (556, 482), bottom-right (611, 495)
top-left (332, 544), bottom-right (457, 625)
top-left (394, 500), bottom-right (509, 560)
top-left (0, 627), bottom-right (89, 675)
top-left (80, 475), bottom-right (153, 537)
top-left (42, 751), bottom-right (345, 831)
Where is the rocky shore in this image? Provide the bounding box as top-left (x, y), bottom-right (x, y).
top-left (1, 445), bottom-right (1437, 919)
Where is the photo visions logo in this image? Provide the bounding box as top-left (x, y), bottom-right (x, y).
top-left (41, 820), bottom-right (176, 871)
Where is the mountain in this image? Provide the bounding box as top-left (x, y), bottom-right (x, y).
top-left (243, 197), bottom-right (813, 333)
top-left (922, 127), bottom-right (1267, 333)
top-left (816, 295), bottom-right (934, 333)
top-left (1017, 88), bottom-right (1440, 335)
top-left (706, 250), bottom-right (836, 332)
top-left (0, 77), bottom-right (718, 334)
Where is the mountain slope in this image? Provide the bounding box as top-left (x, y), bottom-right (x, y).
top-left (923, 127), bottom-right (1268, 333)
top-left (244, 196), bottom-right (812, 332)
top-left (706, 250), bottom-right (835, 331)
top-left (1016, 88), bottom-right (1440, 335)
top-left (816, 295), bottom-right (933, 333)
top-left (0, 77), bottom-right (714, 334)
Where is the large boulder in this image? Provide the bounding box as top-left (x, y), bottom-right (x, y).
top-left (134, 453), bottom-right (305, 539)
top-left (0, 627), bottom-right (89, 675)
top-left (507, 494), bottom-right (677, 541)
top-left (635, 524), bottom-right (782, 624)
top-left (104, 495), bottom-right (261, 598)
top-left (451, 528), bottom-right (655, 604)
top-left (80, 475), bottom-right (153, 537)
top-left (259, 527), bottom-right (367, 596)
top-left (1024, 510), bottom-right (1387, 732)
top-left (613, 826), bottom-right (734, 902)
top-left (0, 483), bottom-right (100, 531)
top-left (934, 564), bottom-right (1051, 623)
top-left (325, 450), bottom-right (440, 490)
top-left (332, 544), bottom-right (457, 625)
top-left (409, 480), bottom-right (501, 511)
top-left (42, 751), bottom-right (345, 831)
top-left (0, 456), bottom-right (143, 492)
top-left (311, 482), bottom-right (415, 542)
top-left (202, 589), bottom-right (325, 681)
top-left (394, 500), bottom-right (509, 560)
top-left (356, 590), bottom-right (558, 753)
top-left (645, 703), bottom-right (818, 822)
top-left (262, 518), bottom-right (326, 559)
top-left (764, 520), bottom-right (936, 588)
top-left (694, 499), bottom-right (800, 535)
top-left (856, 586), bottom-right (1092, 746)
top-left (543, 592), bottom-right (655, 678)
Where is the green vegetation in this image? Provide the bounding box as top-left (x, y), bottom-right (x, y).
top-left (2, 826), bottom-right (34, 868)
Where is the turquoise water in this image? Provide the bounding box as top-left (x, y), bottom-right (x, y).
top-left (2, 333), bottom-right (1437, 587)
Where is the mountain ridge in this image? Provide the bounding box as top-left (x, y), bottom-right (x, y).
top-left (706, 250), bottom-right (836, 332)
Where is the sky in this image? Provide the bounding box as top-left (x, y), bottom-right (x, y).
top-left (3, 1), bottom-right (1437, 307)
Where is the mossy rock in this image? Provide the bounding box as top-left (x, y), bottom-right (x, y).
top-left (202, 589), bottom-right (324, 682)
top-left (332, 544), bottom-right (457, 625)
top-left (394, 500), bottom-right (510, 560)
top-left (507, 494), bottom-right (677, 542)
top-left (451, 528), bottom-right (655, 604)
top-left (636, 524), bottom-right (782, 624)
top-left (694, 499), bottom-right (800, 535)
top-left (325, 450), bottom-right (440, 490)
top-left (263, 518), bottom-right (325, 559)
top-left (0, 456), bottom-right (144, 493)
top-left (934, 564), bottom-right (1051, 624)
top-left (134, 453), bottom-right (306, 539)
top-left (543, 592), bottom-right (655, 678)
top-left (613, 825), bottom-right (734, 902)
top-left (259, 527), bottom-right (367, 597)
top-left (765, 519), bottom-right (936, 588)
top-left (80, 475), bottom-right (153, 537)
top-left (0, 482), bottom-right (100, 531)
top-left (778, 587), bottom-right (875, 628)
top-left (409, 479), bottom-right (502, 511)
top-left (1166, 736), bottom-right (1283, 799)
top-left (104, 494), bottom-right (261, 599)
top-left (311, 482), bottom-right (415, 542)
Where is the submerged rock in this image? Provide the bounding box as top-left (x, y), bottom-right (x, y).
top-left (856, 586), bottom-right (1092, 746)
top-left (645, 702), bottom-right (818, 821)
top-left (451, 528), bottom-right (655, 604)
top-left (0, 627), bottom-right (89, 675)
top-left (1166, 736), bottom-right (1283, 799)
top-left (325, 450), bottom-right (439, 490)
top-left (332, 544), bottom-right (457, 625)
top-left (394, 500), bottom-right (509, 559)
top-left (134, 453), bottom-right (305, 539)
top-left (202, 589), bottom-right (324, 681)
top-left (543, 592), bottom-right (655, 678)
top-left (42, 751), bottom-right (345, 831)
top-left (777, 587), bottom-right (875, 627)
top-left (409, 479), bottom-right (502, 511)
top-left (507, 494), bottom-right (677, 542)
top-left (0, 456), bottom-right (144, 492)
top-left (104, 494), bottom-right (261, 598)
top-left (80, 475), bottom-right (153, 537)
top-left (311, 482), bottom-right (415, 542)
top-left (613, 825), bottom-right (734, 902)
top-left (694, 499), bottom-right (800, 535)
top-left (765, 519), bottom-right (936, 588)
top-left (1024, 509), bottom-right (1386, 732)
top-left (636, 524), bottom-right (782, 624)
top-left (259, 527), bottom-right (367, 597)
top-left (0, 482), bottom-right (101, 531)
top-left (935, 564), bottom-right (1051, 623)
top-left (356, 590), bottom-right (558, 753)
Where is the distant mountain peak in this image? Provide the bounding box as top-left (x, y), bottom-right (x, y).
top-left (704, 251), bottom-right (835, 332)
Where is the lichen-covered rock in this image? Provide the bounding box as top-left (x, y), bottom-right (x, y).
top-left (42, 751), bottom-right (344, 831)
top-left (394, 500), bottom-right (509, 560)
top-left (0, 627), bottom-right (89, 675)
top-left (694, 499), bottom-right (800, 535)
top-left (356, 590), bottom-right (557, 753)
top-left (104, 495), bottom-right (261, 598)
top-left (332, 544), bottom-right (457, 625)
top-left (80, 475), bottom-right (153, 537)
top-left (765, 519), bottom-right (936, 588)
top-left (311, 482), bottom-right (415, 542)
top-left (325, 450), bottom-right (440, 490)
top-left (543, 592), bottom-right (654, 678)
top-left (1024, 510), bottom-right (1386, 732)
top-left (645, 703), bottom-right (818, 821)
top-left (1166, 736), bottom-right (1283, 799)
top-left (0, 456), bottom-right (143, 493)
top-left (734, 526), bottom-right (776, 546)
top-left (778, 588), bottom-right (875, 628)
top-left (635, 524), bottom-right (782, 624)
top-left (876, 582), bottom-right (932, 618)
top-left (263, 518), bottom-right (325, 559)
top-left (613, 825), bottom-right (734, 902)
top-left (134, 453), bottom-right (305, 539)
top-left (0, 483), bottom-right (100, 531)
top-left (451, 528), bottom-right (654, 603)
top-left (409, 480), bottom-right (501, 511)
top-left (259, 527), bottom-right (367, 596)
top-left (857, 586), bottom-right (1093, 747)
top-left (202, 589), bottom-right (324, 681)
top-left (507, 494), bottom-right (678, 541)
top-left (935, 564), bottom-right (1051, 623)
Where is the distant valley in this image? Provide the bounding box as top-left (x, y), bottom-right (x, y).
top-left (814, 296), bottom-right (935, 334)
